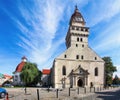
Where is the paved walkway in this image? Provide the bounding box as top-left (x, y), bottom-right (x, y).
top-left (0, 87), bottom-right (120, 100)
top-left (95, 88), bottom-right (120, 100)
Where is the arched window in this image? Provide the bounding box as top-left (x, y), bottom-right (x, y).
top-left (95, 57), bottom-right (97, 60)
top-left (77, 37), bottom-right (79, 41)
top-left (80, 38), bottom-right (83, 42)
top-left (62, 66), bottom-right (66, 75)
top-left (95, 67), bottom-right (98, 76)
top-left (76, 44), bottom-right (78, 47)
top-left (81, 55), bottom-right (84, 60)
top-left (82, 44), bottom-right (84, 47)
top-left (76, 55), bottom-right (79, 59)
top-left (64, 54), bottom-right (67, 58)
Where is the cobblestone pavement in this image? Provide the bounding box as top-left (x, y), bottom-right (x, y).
top-left (95, 88), bottom-right (120, 100)
top-left (0, 87), bottom-right (120, 100)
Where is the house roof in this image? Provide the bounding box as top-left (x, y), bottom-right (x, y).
top-left (4, 74), bottom-right (13, 79)
top-left (42, 69), bottom-right (50, 75)
top-left (0, 73), bottom-right (12, 79)
top-left (15, 61), bottom-right (26, 72)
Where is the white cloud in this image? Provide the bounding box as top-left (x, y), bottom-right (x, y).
top-left (1, 0), bottom-right (120, 75)
top-left (113, 65), bottom-right (120, 78)
top-left (13, 0), bottom-right (66, 69)
top-left (88, 0), bottom-right (120, 26)
top-left (3, 0), bottom-right (120, 70)
top-left (91, 16), bottom-right (120, 53)
top-left (93, 30), bottom-right (120, 52)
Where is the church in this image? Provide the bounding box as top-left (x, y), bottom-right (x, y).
top-left (50, 6), bottom-right (105, 88)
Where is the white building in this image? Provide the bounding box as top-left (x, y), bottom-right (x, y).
top-left (51, 6), bottom-right (105, 88)
top-left (13, 56), bottom-right (27, 85)
top-left (0, 73), bottom-right (13, 86)
top-left (41, 69), bottom-right (51, 86)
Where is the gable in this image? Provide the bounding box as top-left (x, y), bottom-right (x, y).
top-left (55, 46), bottom-right (104, 62)
top-left (42, 69), bottom-right (50, 75)
top-left (71, 66), bottom-right (89, 75)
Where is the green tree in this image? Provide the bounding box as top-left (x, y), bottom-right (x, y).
top-left (31, 70), bottom-right (42, 85)
top-left (112, 75), bottom-right (120, 85)
top-left (20, 62), bottom-right (42, 86)
top-left (102, 57), bottom-right (117, 86)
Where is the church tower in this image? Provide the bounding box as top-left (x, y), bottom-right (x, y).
top-left (66, 6), bottom-right (89, 49)
top-left (51, 6), bottom-right (105, 89)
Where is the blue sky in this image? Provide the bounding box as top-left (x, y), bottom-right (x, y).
top-left (0, 0), bottom-right (120, 77)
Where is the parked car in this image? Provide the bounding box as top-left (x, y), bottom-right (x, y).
top-left (3, 83), bottom-right (14, 87)
top-left (0, 88), bottom-right (7, 98)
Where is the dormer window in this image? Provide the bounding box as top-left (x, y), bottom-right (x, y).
top-left (73, 16), bottom-right (82, 22)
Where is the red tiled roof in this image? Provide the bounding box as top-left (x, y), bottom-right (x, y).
top-left (42, 69), bottom-right (50, 75)
top-left (15, 61), bottom-right (26, 72)
top-left (4, 74), bottom-right (13, 79)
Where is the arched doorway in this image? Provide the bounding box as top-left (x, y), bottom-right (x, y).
top-left (77, 79), bottom-right (83, 87)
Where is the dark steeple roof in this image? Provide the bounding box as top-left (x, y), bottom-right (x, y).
top-left (70, 5), bottom-right (85, 25)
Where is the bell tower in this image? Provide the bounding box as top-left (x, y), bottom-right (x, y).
top-left (66, 6), bottom-right (89, 48)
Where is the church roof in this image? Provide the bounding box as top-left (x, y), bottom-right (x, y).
top-left (72, 6), bottom-right (82, 17)
top-left (70, 6), bottom-right (85, 25)
top-left (15, 61), bottom-right (26, 72)
top-left (42, 69), bottom-right (50, 75)
top-left (14, 56), bottom-right (27, 73)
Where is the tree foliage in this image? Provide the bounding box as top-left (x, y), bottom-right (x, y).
top-left (112, 75), bottom-right (120, 85)
top-left (102, 57), bottom-right (117, 86)
top-left (20, 62), bottom-right (42, 86)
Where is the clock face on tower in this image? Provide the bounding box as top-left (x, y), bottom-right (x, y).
top-left (74, 17), bottom-right (83, 22)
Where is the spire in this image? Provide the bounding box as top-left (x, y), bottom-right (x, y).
top-left (75, 5), bottom-right (79, 13)
top-left (69, 5), bottom-right (85, 25)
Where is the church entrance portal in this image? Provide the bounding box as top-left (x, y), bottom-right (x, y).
top-left (77, 79), bottom-right (83, 87)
